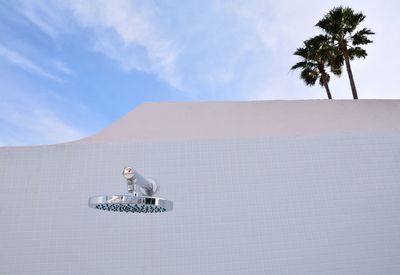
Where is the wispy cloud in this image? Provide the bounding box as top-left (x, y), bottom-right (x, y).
top-left (0, 92), bottom-right (87, 146)
top-left (0, 107), bottom-right (85, 146)
top-left (53, 61), bottom-right (73, 75)
top-left (0, 44), bottom-right (63, 82)
top-left (16, 0), bottom-right (182, 89)
top-left (64, 0), bottom-right (181, 89)
top-left (21, 7), bottom-right (56, 37)
top-left (18, 0), bottom-right (72, 38)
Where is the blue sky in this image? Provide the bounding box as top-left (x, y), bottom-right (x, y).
top-left (0, 0), bottom-right (399, 146)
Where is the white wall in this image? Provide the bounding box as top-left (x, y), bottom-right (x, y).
top-left (1, 134), bottom-right (400, 274)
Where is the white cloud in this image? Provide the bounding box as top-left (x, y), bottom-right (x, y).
top-left (53, 61), bottom-right (73, 75)
top-left (0, 108), bottom-right (85, 146)
top-left (0, 44), bottom-right (63, 82)
top-left (20, 4), bottom-right (56, 37)
top-left (19, 0), bottom-right (74, 38)
top-left (62, 0), bottom-right (182, 89)
top-left (0, 94), bottom-right (87, 146)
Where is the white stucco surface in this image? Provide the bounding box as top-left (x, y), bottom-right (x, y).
top-left (76, 100), bottom-right (400, 143)
top-left (1, 100), bottom-right (400, 274)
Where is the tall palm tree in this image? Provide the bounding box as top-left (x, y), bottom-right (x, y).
top-left (316, 6), bottom-right (374, 99)
top-left (291, 35), bottom-right (341, 100)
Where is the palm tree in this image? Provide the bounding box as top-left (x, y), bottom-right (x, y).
top-left (316, 6), bottom-right (374, 99)
top-left (291, 35), bottom-right (341, 100)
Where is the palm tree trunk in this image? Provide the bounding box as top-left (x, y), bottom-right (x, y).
top-left (323, 81), bottom-right (332, 100)
top-left (319, 68), bottom-right (332, 100)
top-left (343, 49), bottom-right (358, 99)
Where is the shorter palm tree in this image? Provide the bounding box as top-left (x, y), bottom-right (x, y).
top-left (291, 35), bottom-right (341, 100)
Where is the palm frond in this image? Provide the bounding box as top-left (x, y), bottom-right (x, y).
top-left (304, 35), bottom-right (333, 62)
top-left (348, 47), bottom-right (367, 59)
top-left (329, 48), bottom-right (344, 64)
top-left (352, 27), bottom-right (374, 45)
top-left (329, 52), bottom-right (343, 76)
top-left (342, 7), bottom-right (366, 33)
top-left (291, 61), bottom-right (308, 70)
top-left (300, 67), bottom-right (319, 86)
top-left (319, 73), bottom-right (330, 86)
top-left (316, 6), bottom-right (345, 37)
top-left (293, 47), bottom-right (308, 58)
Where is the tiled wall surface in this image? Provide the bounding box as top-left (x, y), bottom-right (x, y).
top-left (1, 135), bottom-right (400, 274)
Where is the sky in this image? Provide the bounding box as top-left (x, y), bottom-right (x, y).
top-left (0, 0), bottom-right (399, 146)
